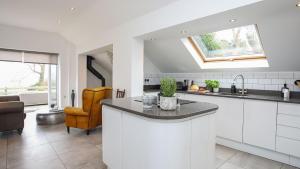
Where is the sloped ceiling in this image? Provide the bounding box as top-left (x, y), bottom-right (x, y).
top-left (0, 0), bottom-right (177, 33)
top-left (144, 0), bottom-right (300, 72)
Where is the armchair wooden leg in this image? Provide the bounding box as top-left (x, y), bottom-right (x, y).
top-left (67, 126), bottom-right (70, 134)
top-left (86, 129), bottom-right (90, 135)
top-left (17, 128), bottom-right (23, 135)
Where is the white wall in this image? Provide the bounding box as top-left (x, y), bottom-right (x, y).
top-left (0, 24), bottom-right (76, 108)
top-left (144, 56), bottom-right (161, 74)
top-left (61, 0), bottom-right (261, 101)
top-left (87, 61), bottom-right (112, 88)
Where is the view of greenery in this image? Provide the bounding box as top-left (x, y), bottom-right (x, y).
top-left (194, 25), bottom-right (264, 58)
top-left (0, 61), bottom-right (48, 95)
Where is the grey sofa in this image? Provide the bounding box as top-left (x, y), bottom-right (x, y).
top-left (0, 96), bottom-right (25, 134)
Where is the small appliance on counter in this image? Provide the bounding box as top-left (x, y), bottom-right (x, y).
top-left (183, 79), bottom-right (190, 91)
top-left (231, 83), bottom-right (237, 93)
top-left (176, 81), bottom-right (184, 91)
top-left (281, 83), bottom-right (290, 99)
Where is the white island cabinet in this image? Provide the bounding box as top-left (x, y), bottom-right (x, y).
top-left (102, 98), bottom-right (218, 169)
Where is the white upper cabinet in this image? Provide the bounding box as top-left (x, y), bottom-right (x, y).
top-left (183, 94), bottom-right (244, 142)
top-left (244, 100), bottom-right (277, 150)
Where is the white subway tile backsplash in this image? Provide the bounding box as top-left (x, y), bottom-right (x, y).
top-left (245, 84), bottom-right (253, 89)
top-left (266, 72), bottom-right (279, 79)
top-left (258, 79), bottom-right (272, 84)
top-left (278, 72), bottom-right (294, 79)
top-left (248, 79), bottom-right (258, 84)
top-left (254, 72), bottom-right (266, 79)
top-left (294, 86), bottom-right (300, 92)
top-left (294, 72), bottom-right (300, 79)
top-left (222, 72), bottom-right (233, 79)
top-left (252, 84), bottom-right (265, 90)
top-left (265, 84), bottom-right (279, 91)
top-left (147, 71), bottom-right (300, 92)
top-left (243, 72), bottom-right (254, 79)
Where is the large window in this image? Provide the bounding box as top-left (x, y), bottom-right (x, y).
top-left (182, 25), bottom-right (269, 69)
top-left (0, 49), bottom-right (58, 106)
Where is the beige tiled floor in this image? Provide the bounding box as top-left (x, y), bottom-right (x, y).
top-left (0, 112), bottom-right (299, 169)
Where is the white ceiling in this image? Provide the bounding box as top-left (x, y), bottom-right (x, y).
top-left (0, 0), bottom-right (177, 32)
top-left (144, 0), bottom-right (300, 72)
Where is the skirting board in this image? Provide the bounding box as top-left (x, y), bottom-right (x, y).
top-left (217, 137), bottom-right (300, 168)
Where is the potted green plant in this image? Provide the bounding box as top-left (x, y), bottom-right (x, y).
top-left (205, 80), bottom-right (220, 93)
top-left (160, 77), bottom-right (177, 110)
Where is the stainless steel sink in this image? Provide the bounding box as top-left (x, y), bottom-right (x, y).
top-left (214, 92), bottom-right (247, 97)
top-left (208, 92), bottom-right (247, 97)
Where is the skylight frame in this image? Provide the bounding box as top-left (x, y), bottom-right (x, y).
top-left (187, 24), bottom-right (267, 63)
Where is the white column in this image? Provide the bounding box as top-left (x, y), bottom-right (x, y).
top-left (76, 54), bottom-right (87, 106)
top-left (113, 37), bottom-right (144, 97)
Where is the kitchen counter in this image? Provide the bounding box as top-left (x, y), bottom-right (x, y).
top-left (102, 97), bottom-right (218, 120)
top-left (144, 89), bottom-right (300, 104)
top-left (102, 97), bottom-right (218, 169)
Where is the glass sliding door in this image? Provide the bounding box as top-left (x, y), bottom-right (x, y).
top-left (48, 64), bottom-right (58, 108)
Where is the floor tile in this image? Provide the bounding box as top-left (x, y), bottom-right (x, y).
top-left (228, 151), bottom-right (283, 169)
top-left (216, 157), bottom-right (226, 168)
top-left (215, 144), bottom-right (238, 161)
top-left (0, 156), bottom-right (6, 169)
top-left (9, 158), bottom-right (65, 169)
top-left (0, 138), bottom-right (7, 157)
top-left (50, 137), bottom-right (97, 154)
top-left (6, 134), bottom-right (48, 151)
top-left (219, 162), bottom-right (245, 169)
top-left (6, 144), bottom-right (58, 169)
top-left (58, 147), bottom-right (101, 169)
top-left (282, 164), bottom-right (300, 169)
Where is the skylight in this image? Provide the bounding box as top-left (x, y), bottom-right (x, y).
top-left (182, 24), bottom-right (269, 69)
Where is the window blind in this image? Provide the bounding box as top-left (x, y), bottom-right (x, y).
top-left (0, 50), bottom-right (23, 62)
top-left (23, 52), bottom-right (58, 64)
top-left (0, 49), bottom-right (58, 64)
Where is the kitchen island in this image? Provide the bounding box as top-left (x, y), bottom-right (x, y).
top-left (102, 97), bottom-right (218, 169)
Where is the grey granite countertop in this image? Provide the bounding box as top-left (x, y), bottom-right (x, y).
top-left (102, 97), bottom-right (218, 120)
top-left (144, 89), bottom-right (300, 104)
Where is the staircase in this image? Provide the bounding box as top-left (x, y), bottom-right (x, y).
top-left (87, 55), bottom-right (106, 86)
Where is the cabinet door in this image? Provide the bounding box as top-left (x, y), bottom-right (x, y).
top-left (244, 100), bottom-right (277, 150)
top-left (183, 94), bottom-right (244, 142)
top-left (214, 97), bottom-right (244, 142)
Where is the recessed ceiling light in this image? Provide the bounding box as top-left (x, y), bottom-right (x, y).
top-left (229, 19), bottom-right (237, 23)
top-left (180, 30), bottom-right (188, 34)
top-left (296, 2), bottom-right (300, 7)
top-left (70, 7), bottom-right (76, 11)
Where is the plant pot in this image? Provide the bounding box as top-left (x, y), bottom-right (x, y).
top-left (160, 96), bottom-right (177, 110)
top-left (213, 88), bottom-right (219, 93)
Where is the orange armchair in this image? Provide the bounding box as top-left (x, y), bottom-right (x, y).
top-left (64, 87), bottom-right (112, 135)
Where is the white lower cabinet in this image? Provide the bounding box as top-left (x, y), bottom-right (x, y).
top-left (243, 100), bottom-right (277, 150)
top-left (179, 93), bottom-right (300, 167)
top-left (277, 137), bottom-right (300, 158)
top-left (183, 94), bottom-right (244, 142)
top-left (276, 102), bottom-right (300, 158)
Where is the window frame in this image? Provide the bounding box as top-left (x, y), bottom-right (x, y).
top-left (187, 25), bottom-right (267, 63)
